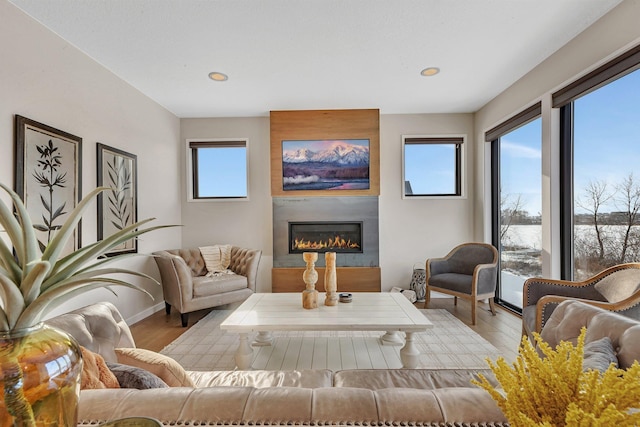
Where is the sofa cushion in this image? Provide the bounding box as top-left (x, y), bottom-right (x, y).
top-left (115, 348), bottom-right (195, 387)
top-left (192, 273), bottom-right (248, 297)
top-left (594, 268), bottom-right (640, 303)
top-left (582, 336), bottom-right (618, 372)
top-left (189, 369), bottom-right (333, 388)
top-left (107, 362), bottom-right (169, 389)
top-left (333, 368), bottom-right (498, 390)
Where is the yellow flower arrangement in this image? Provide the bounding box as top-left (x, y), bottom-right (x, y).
top-left (472, 328), bottom-right (640, 426)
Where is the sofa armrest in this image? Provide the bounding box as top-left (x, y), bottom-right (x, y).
top-left (229, 247), bottom-right (262, 292)
top-left (44, 301), bottom-right (135, 363)
top-left (153, 251), bottom-right (196, 307)
top-left (474, 262), bottom-right (498, 295)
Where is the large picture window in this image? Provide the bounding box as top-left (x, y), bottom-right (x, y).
top-left (188, 139), bottom-right (248, 200)
top-left (402, 136), bottom-right (464, 197)
top-left (556, 44), bottom-right (640, 280)
top-left (488, 103), bottom-right (542, 312)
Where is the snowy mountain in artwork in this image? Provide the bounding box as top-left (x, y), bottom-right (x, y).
top-left (283, 141), bottom-right (369, 165)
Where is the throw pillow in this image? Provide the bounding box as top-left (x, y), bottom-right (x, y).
top-left (582, 336), bottom-right (618, 372)
top-left (594, 269), bottom-right (640, 303)
top-left (80, 346), bottom-right (120, 389)
top-left (199, 244), bottom-right (232, 274)
top-left (114, 347), bottom-right (195, 387)
top-left (106, 362), bottom-right (169, 389)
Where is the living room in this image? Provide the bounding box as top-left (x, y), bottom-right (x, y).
top-left (2, 0), bottom-right (638, 327)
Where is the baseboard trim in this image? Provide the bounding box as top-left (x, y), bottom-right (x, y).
top-left (126, 301), bottom-right (165, 325)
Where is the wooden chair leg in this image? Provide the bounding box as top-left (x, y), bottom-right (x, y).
top-left (424, 287), bottom-right (430, 308)
top-left (454, 296), bottom-right (458, 306)
top-left (165, 302), bottom-right (171, 315)
top-left (489, 298), bottom-right (497, 316)
top-left (181, 313), bottom-right (189, 327)
top-left (471, 299), bottom-right (477, 325)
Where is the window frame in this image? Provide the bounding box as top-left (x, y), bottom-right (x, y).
top-left (186, 138), bottom-right (250, 202)
top-left (401, 134), bottom-right (466, 199)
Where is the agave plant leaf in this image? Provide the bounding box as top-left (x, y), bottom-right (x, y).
top-left (43, 222), bottom-right (175, 289)
top-left (48, 267), bottom-right (159, 289)
top-left (16, 278), bottom-right (151, 329)
top-left (41, 186), bottom-right (107, 266)
top-left (0, 237), bottom-right (21, 284)
top-left (0, 274), bottom-right (26, 330)
top-left (20, 261), bottom-right (51, 306)
top-left (0, 184), bottom-right (40, 280)
top-left (0, 184), bottom-right (27, 269)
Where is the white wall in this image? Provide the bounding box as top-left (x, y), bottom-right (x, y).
top-left (180, 113), bottom-right (475, 292)
top-left (0, 1), bottom-right (182, 323)
top-left (473, 0), bottom-right (640, 278)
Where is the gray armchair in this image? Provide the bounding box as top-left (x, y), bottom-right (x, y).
top-left (424, 242), bottom-right (499, 325)
top-left (522, 262), bottom-right (640, 340)
top-left (153, 246), bottom-right (261, 326)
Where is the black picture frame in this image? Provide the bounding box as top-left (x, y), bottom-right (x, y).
top-left (97, 143), bottom-right (138, 256)
top-left (14, 115), bottom-right (82, 253)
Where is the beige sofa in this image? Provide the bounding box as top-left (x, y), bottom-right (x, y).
top-left (153, 246), bottom-right (261, 326)
top-left (44, 300), bottom-right (640, 426)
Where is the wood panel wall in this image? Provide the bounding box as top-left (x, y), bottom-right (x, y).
top-left (270, 109), bottom-right (380, 197)
top-left (272, 267), bottom-right (381, 293)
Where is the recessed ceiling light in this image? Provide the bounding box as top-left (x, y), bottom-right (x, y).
top-left (420, 67), bottom-right (440, 77)
top-left (208, 72), bottom-right (228, 81)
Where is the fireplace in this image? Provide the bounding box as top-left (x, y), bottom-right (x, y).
top-left (289, 221), bottom-right (363, 254)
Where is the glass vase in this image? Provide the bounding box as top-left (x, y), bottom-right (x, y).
top-left (0, 323), bottom-right (82, 427)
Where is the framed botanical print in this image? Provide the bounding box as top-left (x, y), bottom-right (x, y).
top-left (97, 143), bottom-right (138, 256)
top-left (14, 115), bottom-right (82, 254)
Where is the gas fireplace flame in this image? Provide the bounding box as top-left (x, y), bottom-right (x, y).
top-left (293, 235), bottom-right (360, 251)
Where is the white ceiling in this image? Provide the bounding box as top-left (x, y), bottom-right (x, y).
top-left (9, 0), bottom-right (623, 118)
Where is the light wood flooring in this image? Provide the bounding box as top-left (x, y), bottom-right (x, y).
top-left (130, 297), bottom-right (522, 364)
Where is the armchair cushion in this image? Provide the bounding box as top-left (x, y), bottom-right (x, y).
top-left (429, 273), bottom-right (473, 294)
top-left (594, 268), bottom-right (640, 303)
top-left (192, 274), bottom-right (248, 297)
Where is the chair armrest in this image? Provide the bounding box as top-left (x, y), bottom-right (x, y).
top-left (153, 251), bottom-right (196, 307)
top-left (523, 277), bottom-right (604, 308)
top-left (229, 247), bottom-right (262, 292)
top-left (474, 262), bottom-right (498, 295)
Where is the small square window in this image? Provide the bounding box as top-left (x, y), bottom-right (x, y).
top-left (188, 140), bottom-right (248, 200)
top-left (402, 136), bottom-right (464, 197)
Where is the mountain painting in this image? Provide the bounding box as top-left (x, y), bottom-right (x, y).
top-left (282, 139), bottom-right (370, 191)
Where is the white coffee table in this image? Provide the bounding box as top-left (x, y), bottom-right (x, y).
top-left (220, 292), bottom-right (432, 369)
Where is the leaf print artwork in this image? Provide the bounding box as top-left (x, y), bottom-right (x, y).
top-left (107, 155), bottom-right (132, 231)
top-left (32, 139), bottom-right (68, 249)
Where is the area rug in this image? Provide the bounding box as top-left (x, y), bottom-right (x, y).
top-left (160, 309), bottom-right (501, 371)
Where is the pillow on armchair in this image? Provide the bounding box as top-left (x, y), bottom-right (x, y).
top-left (594, 269), bottom-right (640, 303)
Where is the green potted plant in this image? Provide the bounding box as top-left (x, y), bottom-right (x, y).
top-left (0, 183), bottom-right (170, 426)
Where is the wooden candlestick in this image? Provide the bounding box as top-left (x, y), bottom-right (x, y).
top-left (324, 252), bottom-right (338, 306)
top-left (302, 252), bottom-right (319, 309)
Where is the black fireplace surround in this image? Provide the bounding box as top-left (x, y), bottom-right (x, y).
top-left (289, 221), bottom-right (363, 254)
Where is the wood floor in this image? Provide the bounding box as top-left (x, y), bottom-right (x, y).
top-left (130, 297), bottom-right (522, 364)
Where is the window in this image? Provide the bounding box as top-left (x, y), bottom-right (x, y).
top-left (555, 44), bottom-right (640, 280)
top-left (188, 139), bottom-right (248, 200)
top-left (402, 136), bottom-right (464, 197)
top-left (487, 102), bottom-right (542, 313)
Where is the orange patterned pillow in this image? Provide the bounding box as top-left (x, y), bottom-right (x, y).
top-left (80, 346), bottom-right (120, 389)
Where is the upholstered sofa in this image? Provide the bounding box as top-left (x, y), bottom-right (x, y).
top-left (153, 246), bottom-right (261, 326)
top-left (44, 300), bottom-right (640, 426)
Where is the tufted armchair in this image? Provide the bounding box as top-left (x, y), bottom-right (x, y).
top-left (424, 242), bottom-right (499, 325)
top-left (522, 262), bottom-right (640, 340)
top-left (153, 246), bottom-right (261, 326)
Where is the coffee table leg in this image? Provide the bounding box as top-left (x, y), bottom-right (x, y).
top-left (380, 331), bottom-right (404, 346)
top-left (400, 331), bottom-right (420, 368)
top-left (253, 331), bottom-right (273, 346)
top-left (235, 333), bottom-right (253, 370)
